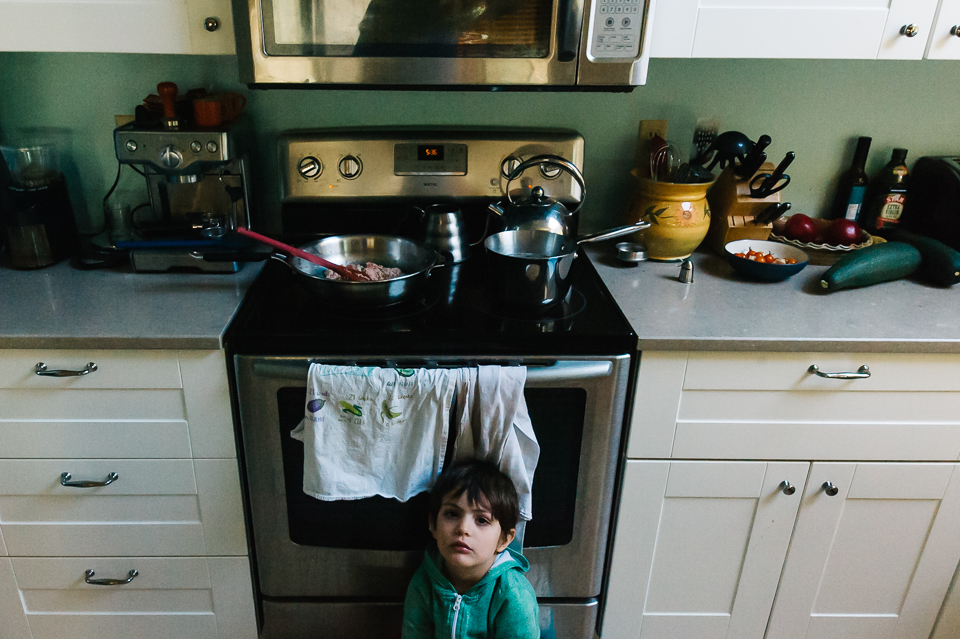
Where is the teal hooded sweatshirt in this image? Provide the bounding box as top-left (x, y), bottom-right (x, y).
top-left (402, 544), bottom-right (540, 639)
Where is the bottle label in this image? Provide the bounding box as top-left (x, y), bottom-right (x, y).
top-left (876, 193), bottom-right (905, 228)
top-left (844, 185), bottom-right (867, 220)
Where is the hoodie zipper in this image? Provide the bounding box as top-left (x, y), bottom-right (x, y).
top-left (451, 594), bottom-right (462, 639)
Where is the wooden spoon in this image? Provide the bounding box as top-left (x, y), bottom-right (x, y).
top-left (236, 227), bottom-right (369, 281)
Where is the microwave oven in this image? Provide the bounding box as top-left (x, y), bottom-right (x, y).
top-left (232, 0), bottom-right (656, 88)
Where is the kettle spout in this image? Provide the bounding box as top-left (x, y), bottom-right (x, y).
top-left (487, 202), bottom-right (505, 217)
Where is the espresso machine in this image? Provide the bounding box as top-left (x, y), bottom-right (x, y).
top-left (112, 93), bottom-right (252, 273)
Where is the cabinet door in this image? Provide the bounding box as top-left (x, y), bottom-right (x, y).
top-left (602, 460), bottom-right (808, 639)
top-left (651, 0), bottom-right (937, 59)
top-left (927, 0), bottom-right (960, 59)
top-left (0, 558), bottom-right (30, 639)
top-left (767, 463), bottom-right (960, 639)
top-left (932, 560), bottom-right (960, 639)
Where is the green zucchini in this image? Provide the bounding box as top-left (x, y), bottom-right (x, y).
top-left (820, 242), bottom-right (921, 291)
top-left (882, 229), bottom-right (960, 287)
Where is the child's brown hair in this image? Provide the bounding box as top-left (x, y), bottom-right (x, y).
top-left (429, 459), bottom-right (520, 534)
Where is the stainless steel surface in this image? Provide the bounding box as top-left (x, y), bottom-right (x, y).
top-left (60, 472), bottom-right (119, 488)
top-left (616, 241), bottom-right (647, 263)
top-left (130, 249), bottom-right (245, 274)
top-left (259, 599), bottom-right (598, 639)
top-left (679, 259), bottom-right (694, 283)
top-left (484, 225), bottom-right (647, 308)
top-left (279, 129), bottom-right (584, 204)
top-left (780, 480), bottom-right (796, 496)
top-left (84, 569), bottom-right (138, 586)
top-left (808, 364), bottom-right (871, 379)
top-left (488, 154), bottom-right (586, 238)
top-left (35, 362), bottom-right (98, 377)
top-left (823, 481), bottom-right (840, 496)
top-left (274, 235), bottom-right (440, 306)
top-left (419, 204), bottom-right (471, 265)
top-left (233, 0), bottom-right (652, 86)
top-left (234, 353), bottom-right (631, 599)
top-left (115, 125), bottom-right (234, 177)
top-left (900, 24), bottom-right (919, 37)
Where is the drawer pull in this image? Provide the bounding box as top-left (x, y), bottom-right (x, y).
top-left (61, 472), bottom-right (119, 488)
top-left (779, 481), bottom-right (796, 495)
top-left (35, 362), bottom-right (98, 377)
top-left (84, 569), bottom-right (138, 585)
top-left (808, 364), bottom-right (870, 379)
top-left (822, 481), bottom-right (840, 497)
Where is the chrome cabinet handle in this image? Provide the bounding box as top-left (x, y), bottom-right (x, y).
top-left (61, 472), bottom-right (119, 488)
top-left (204, 16), bottom-right (220, 32)
top-left (35, 362), bottom-right (98, 377)
top-left (952, 26), bottom-right (960, 37)
top-left (808, 364), bottom-right (870, 379)
top-left (900, 24), bottom-right (919, 37)
top-left (822, 481), bottom-right (839, 496)
top-left (85, 569), bottom-right (138, 585)
top-left (779, 481), bottom-right (796, 495)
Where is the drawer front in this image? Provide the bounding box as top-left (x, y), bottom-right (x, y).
top-left (0, 350), bottom-right (182, 389)
top-left (11, 556), bottom-right (216, 639)
top-left (629, 352), bottom-right (960, 461)
top-left (0, 419), bottom-right (192, 459)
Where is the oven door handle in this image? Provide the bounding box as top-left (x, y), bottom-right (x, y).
top-left (251, 360), bottom-right (613, 382)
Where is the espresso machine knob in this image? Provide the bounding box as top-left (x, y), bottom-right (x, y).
top-left (160, 145), bottom-right (183, 169)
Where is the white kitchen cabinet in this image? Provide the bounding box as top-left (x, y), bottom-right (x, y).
top-left (601, 351), bottom-right (960, 639)
top-left (0, 349), bottom-right (255, 639)
top-left (651, 0), bottom-right (940, 60)
top-left (926, 0), bottom-right (960, 59)
top-left (933, 562), bottom-right (960, 638)
top-left (0, 0), bottom-right (235, 54)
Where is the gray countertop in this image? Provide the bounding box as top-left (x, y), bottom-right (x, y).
top-left (585, 245), bottom-right (960, 353)
top-left (0, 261), bottom-right (261, 350)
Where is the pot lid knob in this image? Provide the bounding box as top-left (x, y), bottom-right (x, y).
top-left (531, 186), bottom-right (546, 201)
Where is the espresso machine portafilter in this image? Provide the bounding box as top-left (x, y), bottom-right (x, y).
top-left (112, 83), bottom-right (251, 272)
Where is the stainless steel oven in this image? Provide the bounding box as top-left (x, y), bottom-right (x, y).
top-left (232, 0), bottom-right (656, 87)
top-left (232, 354), bottom-right (631, 638)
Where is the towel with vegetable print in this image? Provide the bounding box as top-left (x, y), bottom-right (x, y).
top-left (291, 364), bottom-right (456, 501)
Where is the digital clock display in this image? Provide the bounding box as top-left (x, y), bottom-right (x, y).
top-left (417, 145), bottom-right (444, 161)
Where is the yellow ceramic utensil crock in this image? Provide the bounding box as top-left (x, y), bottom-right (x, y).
top-left (625, 170), bottom-right (715, 260)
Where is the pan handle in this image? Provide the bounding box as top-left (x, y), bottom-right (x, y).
top-left (576, 221), bottom-right (651, 245)
top-left (202, 251), bottom-right (273, 262)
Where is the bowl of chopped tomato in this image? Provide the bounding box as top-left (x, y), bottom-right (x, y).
top-left (724, 239), bottom-right (809, 282)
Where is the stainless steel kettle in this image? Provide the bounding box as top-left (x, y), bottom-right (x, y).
top-left (487, 155), bottom-right (585, 239)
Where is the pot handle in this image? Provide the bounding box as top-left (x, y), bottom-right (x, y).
top-left (576, 220), bottom-right (651, 245)
top-left (505, 154), bottom-right (586, 214)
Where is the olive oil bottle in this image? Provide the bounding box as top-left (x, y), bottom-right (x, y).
top-left (861, 148), bottom-right (909, 233)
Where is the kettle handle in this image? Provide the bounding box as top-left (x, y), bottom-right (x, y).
top-left (505, 155), bottom-right (585, 214)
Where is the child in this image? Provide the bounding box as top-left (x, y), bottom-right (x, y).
top-left (402, 459), bottom-right (540, 639)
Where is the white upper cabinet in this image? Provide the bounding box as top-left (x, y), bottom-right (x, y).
top-left (0, 0), bottom-right (235, 54)
top-left (927, 0), bottom-right (960, 59)
top-left (651, 0), bottom-right (940, 60)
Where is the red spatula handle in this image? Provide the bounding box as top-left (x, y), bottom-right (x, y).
top-left (236, 228), bottom-right (366, 281)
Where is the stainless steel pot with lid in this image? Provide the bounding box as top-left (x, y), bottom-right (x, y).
top-left (487, 155), bottom-right (586, 239)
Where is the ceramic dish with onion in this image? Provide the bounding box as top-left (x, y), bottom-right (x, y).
top-left (724, 239), bottom-right (810, 282)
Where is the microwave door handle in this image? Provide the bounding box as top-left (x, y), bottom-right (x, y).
top-left (251, 360), bottom-right (612, 382)
top-left (556, 0), bottom-right (585, 62)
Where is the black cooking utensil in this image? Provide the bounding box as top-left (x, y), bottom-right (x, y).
top-left (704, 131), bottom-right (754, 171)
top-left (749, 152), bottom-right (795, 198)
top-left (752, 202), bottom-right (791, 225)
top-left (736, 134), bottom-right (772, 179)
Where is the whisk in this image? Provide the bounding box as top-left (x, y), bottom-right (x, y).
top-left (650, 141), bottom-right (681, 182)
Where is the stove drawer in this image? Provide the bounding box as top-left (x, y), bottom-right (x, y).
top-left (0, 459), bottom-right (247, 557)
top-left (0, 350), bottom-right (182, 389)
top-left (7, 555), bottom-right (256, 639)
top-left (630, 351), bottom-right (960, 461)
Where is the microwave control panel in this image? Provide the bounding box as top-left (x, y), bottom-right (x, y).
top-left (590, 0), bottom-right (644, 59)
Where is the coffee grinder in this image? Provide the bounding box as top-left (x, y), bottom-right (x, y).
top-left (113, 86), bottom-right (251, 273)
top-left (0, 142), bottom-right (79, 269)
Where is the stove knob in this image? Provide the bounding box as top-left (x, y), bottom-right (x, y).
top-left (501, 156), bottom-right (522, 178)
top-left (338, 155), bottom-right (362, 179)
top-left (160, 145), bottom-right (182, 169)
top-left (298, 156), bottom-right (323, 179)
top-left (540, 162), bottom-right (562, 179)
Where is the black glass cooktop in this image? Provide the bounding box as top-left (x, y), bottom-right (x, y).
top-left (226, 250), bottom-right (636, 357)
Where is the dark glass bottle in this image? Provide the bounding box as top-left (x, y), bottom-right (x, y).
top-left (830, 136), bottom-right (871, 221)
top-left (861, 148), bottom-right (909, 233)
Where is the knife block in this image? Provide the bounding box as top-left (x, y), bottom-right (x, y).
top-left (706, 163), bottom-right (780, 254)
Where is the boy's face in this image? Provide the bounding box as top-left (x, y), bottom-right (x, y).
top-left (429, 490), bottom-right (515, 586)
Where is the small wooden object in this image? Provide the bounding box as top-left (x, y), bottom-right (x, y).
top-left (706, 163), bottom-right (780, 254)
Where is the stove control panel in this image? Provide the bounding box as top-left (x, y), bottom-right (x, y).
top-left (279, 129), bottom-right (584, 203)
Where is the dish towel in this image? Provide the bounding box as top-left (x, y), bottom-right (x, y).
top-left (452, 365), bottom-right (540, 522)
top-left (291, 364), bottom-right (456, 502)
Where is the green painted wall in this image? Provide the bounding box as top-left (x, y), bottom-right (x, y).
top-left (2, 52), bottom-right (959, 234)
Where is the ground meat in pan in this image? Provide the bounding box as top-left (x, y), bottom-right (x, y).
top-left (325, 262), bottom-right (403, 281)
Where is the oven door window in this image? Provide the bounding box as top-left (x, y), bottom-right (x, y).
top-left (262, 0), bottom-right (553, 58)
top-left (278, 386), bottom-right (584, 550)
